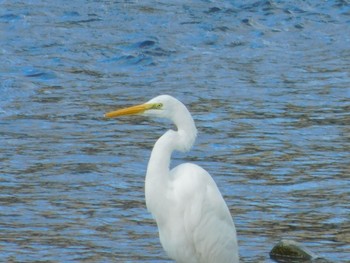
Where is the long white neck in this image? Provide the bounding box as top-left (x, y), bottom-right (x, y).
top-left (145, 105), bottom-right (197, 215)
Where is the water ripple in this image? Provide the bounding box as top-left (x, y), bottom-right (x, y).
top-left (1, 1), bottom-right (349, 262)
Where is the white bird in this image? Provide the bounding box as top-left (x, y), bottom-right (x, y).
top-left (105, 95), bottom-right (239, 263)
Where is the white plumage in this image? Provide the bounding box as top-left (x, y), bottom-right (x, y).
top-left (106, 95), bottom-right (238, 263)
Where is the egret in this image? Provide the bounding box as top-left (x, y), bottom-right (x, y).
top-left (105, 95), bottom-right (238, 263)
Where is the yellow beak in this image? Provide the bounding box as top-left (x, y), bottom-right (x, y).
top-left (105, 103), bottom-right (154, 118)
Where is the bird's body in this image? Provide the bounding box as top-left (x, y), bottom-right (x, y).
top-left (149, 163), bottom-right (237, 263)
top-left (105, 95), bottom-right (238, 263)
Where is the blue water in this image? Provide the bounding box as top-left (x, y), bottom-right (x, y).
top-left (1, 1), bottom-right (349, 262)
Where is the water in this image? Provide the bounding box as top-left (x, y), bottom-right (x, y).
top-left (1, 0), bottom-right (349, 262)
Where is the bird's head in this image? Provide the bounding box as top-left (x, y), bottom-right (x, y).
top-left (105, 94), bottom-right (197, 152)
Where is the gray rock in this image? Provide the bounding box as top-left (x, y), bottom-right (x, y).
top-left (270, 239), bottom-right (333, 263)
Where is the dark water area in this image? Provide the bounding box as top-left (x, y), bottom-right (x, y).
top-left (1, 0), bottom-right (349, 262)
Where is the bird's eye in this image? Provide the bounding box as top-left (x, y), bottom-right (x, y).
top-left (152, 103), bottom-right (163, 110)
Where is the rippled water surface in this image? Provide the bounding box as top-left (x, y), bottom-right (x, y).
top-left (1, 1), bottom-right (349, 262)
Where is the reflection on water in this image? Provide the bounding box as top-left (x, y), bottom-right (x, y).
top-left (1, 1), bottom-right (349, 262)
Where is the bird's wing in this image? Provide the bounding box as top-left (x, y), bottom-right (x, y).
top-left (170, 163), bottom-right (238, 263)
